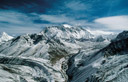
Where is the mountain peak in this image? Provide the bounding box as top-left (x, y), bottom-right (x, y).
top-left (2, 32), bottom-right (9, 37)
top-left (112, 30), bottom-right (128, 42)
top-left (63, 24), bottom-right (72, 28)
top-left (42, 25), bottom-right (94, 40)
top-left (0, 32), bottom-right (13, 42)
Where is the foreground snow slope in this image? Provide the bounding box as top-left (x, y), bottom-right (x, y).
top-left (67, 31), bottom-right (128, 82)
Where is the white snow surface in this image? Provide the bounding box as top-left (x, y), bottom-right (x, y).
top-left (0, 32), bottom-right (13, 44)
top-left (63, 24), bottom-right (72, 28)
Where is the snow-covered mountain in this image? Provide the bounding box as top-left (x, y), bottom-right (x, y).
top-left (0, 32), bottom-right (13, 44)
top-left (42, 25), bottom-right (94, 41)
top-left (0, 25), bottom-right (118, 82)
top-left (0, 25), bottom-right (99, 82)
top-left (66, 30), bottom-right (128, 82)
top-left (0, 25), bottom-right (96, 58)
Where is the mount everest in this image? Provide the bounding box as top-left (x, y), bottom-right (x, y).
top-left (0, 25), bottom-right (126, 82)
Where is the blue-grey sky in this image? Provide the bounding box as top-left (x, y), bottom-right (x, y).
top-left (0, 0), bottom-right (128, 35)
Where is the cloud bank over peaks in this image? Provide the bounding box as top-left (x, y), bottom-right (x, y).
top-left (94, 15), bottom-right (128, 30)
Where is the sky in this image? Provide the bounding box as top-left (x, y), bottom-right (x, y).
top-left (0, 0), bottom-right (128, 35)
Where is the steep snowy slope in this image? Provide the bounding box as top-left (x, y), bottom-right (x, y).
top-left (67, 31), bottom-right (128, 82)
top-left (0, 25), bottom-right (100, 82)
top-left (0, 32), bottom-right (13, 44)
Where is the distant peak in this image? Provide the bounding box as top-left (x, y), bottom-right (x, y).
top-left (112, 30), bottom-right (128, 42)
top-left (0, 32), bottom-right (13, 42)
top-left (63, 24), bottom-right (72, 28)
top-left (2, 32), bottom-right (8, 36)
top-left (86, 29), bottom-right (114, 36)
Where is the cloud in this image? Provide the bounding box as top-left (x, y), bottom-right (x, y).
top-left (0, 11), bottom-right (31, 24)
top-left (0, 9), bottom-right (127, 35)
top-left (0, 10), bottom-right (44, 35)
top-left (40, 14), bottom-right (88, 26)
top-left (0, 10), bottom-right (89, 35)
top-left (94, 15), bottom-right (128, 30)
top-left (39, 14), bottom-right (128, 32)
top-left (65, 1), bottom-right (89, 11)
top-left (40, 14), bottom-right (71, 23)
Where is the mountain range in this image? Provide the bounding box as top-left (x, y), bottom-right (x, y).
top-left (0, 25), bottom-right (126, 82)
